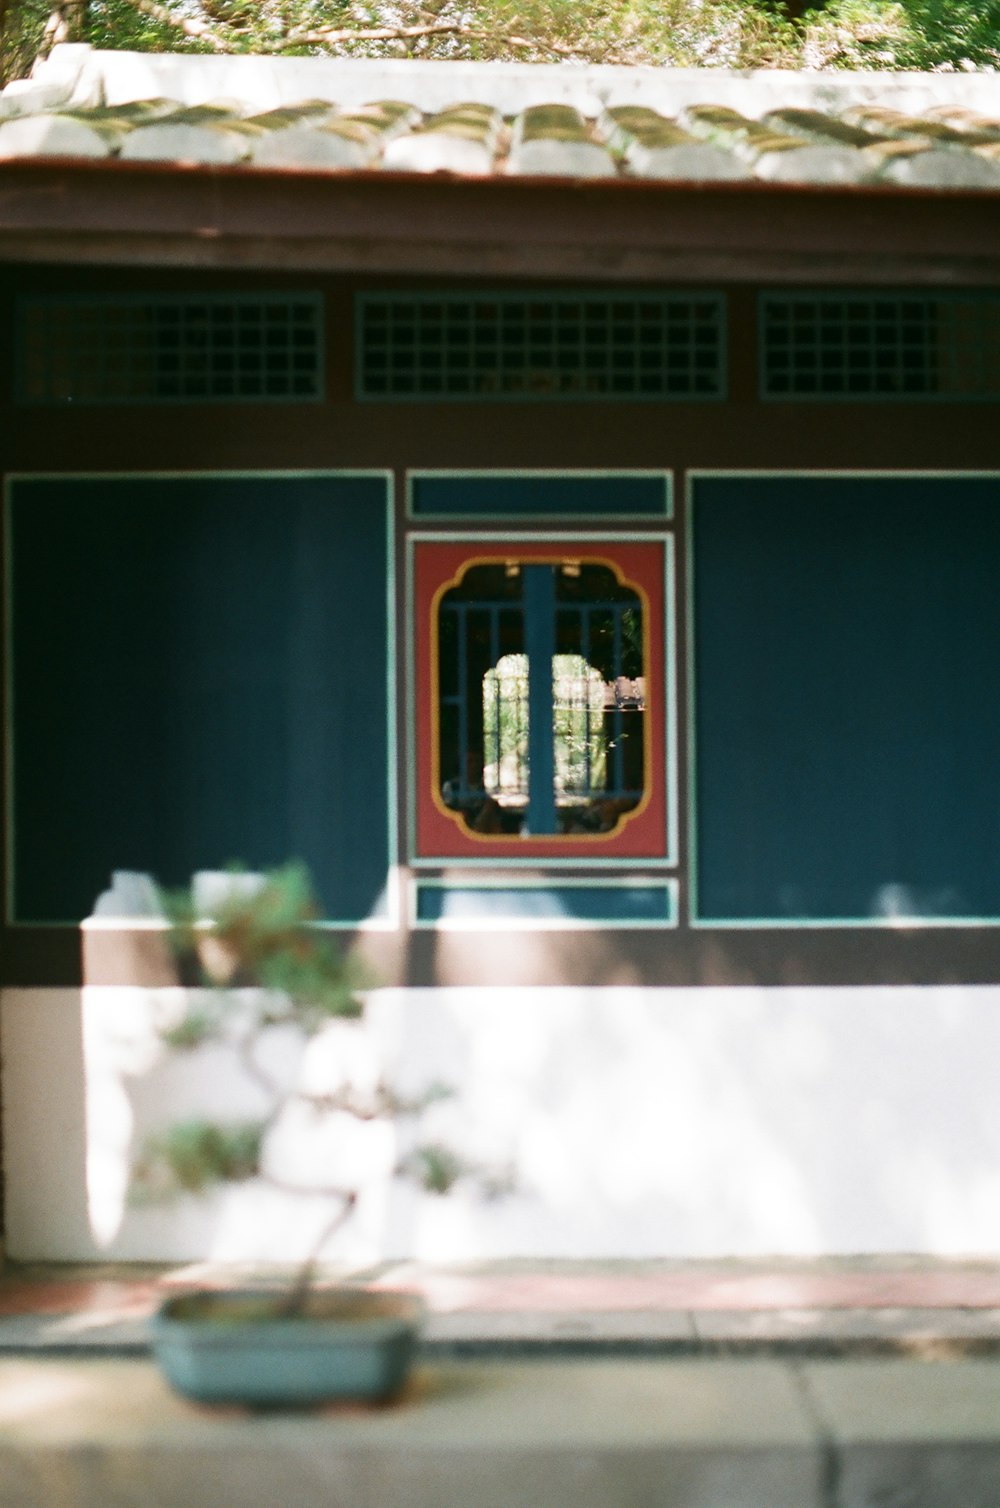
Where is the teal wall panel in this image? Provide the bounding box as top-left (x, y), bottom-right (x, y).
top-left (409, 473), bottom-right (670, 518)
top-left (8, 474), bottom-right (391, 924)
top-left (415, 881), bottom-right (675, 925)
top-left (692, 475), bottom-right (1000, 922)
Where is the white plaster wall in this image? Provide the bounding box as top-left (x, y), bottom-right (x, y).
top-left (3, 983), bottom-right (1000, 1263)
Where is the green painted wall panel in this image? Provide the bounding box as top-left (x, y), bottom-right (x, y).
top-left (692, 475), bottom-right (1000, 922)
top-left (415, 881), bottom-right (674, 924)
top-left (409, 474), bottom-right (670, 518)
top-left (8, 474), bottom-right (390, 924)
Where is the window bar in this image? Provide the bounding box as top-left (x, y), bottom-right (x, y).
top-left (456, 603), bottom-right (469, 803)
top-left (523, 565), bottom-right (557, 835)
top-left (581, 604), bottom-right (595, 799)
top-left (488, 604), bottom-right (501, 799)
top-left (611, 604), bottom-right (624, 799)
top-left (555, 605), bottom-right (570, 798)
top-left (439, 604), bottom-right (459, 798)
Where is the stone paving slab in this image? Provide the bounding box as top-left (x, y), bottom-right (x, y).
top-left (424, 1307), bottom-right (699, 1348)
top-left (0, 1357), bottom-right (822, 1508)
top-left (691, 1306), bottom-right (1000, 1348)
top-left (7, 1355), bottom-right (1000, 1508)
top-left (0, 1313), bottom-right (150, 1354)
top-left (801, 1359), bottom-right (1000, 1508)
top-left (7, 1260), bottom-right (1000, 1358)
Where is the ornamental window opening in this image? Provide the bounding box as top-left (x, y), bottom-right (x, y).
top-left (438, 560), bottom-right (646, 837)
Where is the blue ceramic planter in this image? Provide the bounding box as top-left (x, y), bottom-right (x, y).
top-left (151, 1287), bottom-right (423, 1407)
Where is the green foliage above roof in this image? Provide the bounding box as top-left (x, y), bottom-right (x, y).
top-left (3, 0), bottom-right (1000, 86)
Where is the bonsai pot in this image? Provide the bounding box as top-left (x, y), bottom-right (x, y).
top-left (151, 1286), bottom-right (423, 1407)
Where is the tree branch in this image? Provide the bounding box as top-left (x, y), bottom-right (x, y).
top-left (55, 0), bottom-right (609, 63)
top-left (115, 0), bottom-right (231, 51)
top-left (294, 1079), bottom-right (453, 1121)
top-left (272, 1187), bottom-right (358, 1317)
top-left (235, 1026), bottom-right (285, 1113)
top-left (271, 18), bottom-right (564, 53)
top-left (38, 5), bottom-right (72, 57)
top-left (283, 18), bottom-right (470, 44)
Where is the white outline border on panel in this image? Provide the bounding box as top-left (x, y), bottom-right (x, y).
top-left (3, 470), bottom-right (399, 932)
top-left (405, 470), bottom-right (672, 524)
top-left (410, 875), bottom-right (679, 931)
top-left (407, 529), bottom-right (678, 871)
top-left (686, 469), bottom-right (1000, 930)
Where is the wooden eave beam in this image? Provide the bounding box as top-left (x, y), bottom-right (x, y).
top-left (2, 158), bottom-right (1000, 285)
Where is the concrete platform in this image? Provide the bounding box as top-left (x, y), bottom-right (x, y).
top-left (4, 1354), bottom-right (1000, 1508)
top-left (4, 1261), bottom-right (1000, 1506)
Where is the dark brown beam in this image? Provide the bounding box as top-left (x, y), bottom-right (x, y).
top-left (9, 920), bottom-right (1000, 990)
top-left (2, 159), bottom-right (1000, 285)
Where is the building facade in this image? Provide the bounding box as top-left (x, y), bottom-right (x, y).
top-left (3, 47), bottom-right (1000, 1263)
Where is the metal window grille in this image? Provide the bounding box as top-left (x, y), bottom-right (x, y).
top-left (358, 292), bottom-right (725, 400)
top-left (16, 294), bottom-right (324, 404)
top-left (483, 653), bottom-right (616, 806)
top-left (439, 563), bottom-right (645, 837)
top-left (761, 293), bottom-right (1000, 399)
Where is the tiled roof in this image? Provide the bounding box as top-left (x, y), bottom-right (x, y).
top-left (3, 44), bottom-right (1000, 190)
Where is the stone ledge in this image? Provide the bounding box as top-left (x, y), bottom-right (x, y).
top-left (8, 1308), bottom-right (1000, 1361)
top-left (803, 1359), bottom-right (1000, 1508)
top-left (3, 1356), bottom-right (1000, 1508)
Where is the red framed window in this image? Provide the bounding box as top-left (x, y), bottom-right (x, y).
top-left (412, 538), bottom-right (669, 862)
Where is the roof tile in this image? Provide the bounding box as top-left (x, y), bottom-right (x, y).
top-left (4, 47), bottom-right (1000, 192)
top-left (869, 139), bottom-right (1000, 188)
top-left (383, 101), bottom-right (502, 174)
top-left (250, 115), bottom-right (381, 171)
top-left (121, 106), bottom-right (262, 164)
top-left (924, 105), bottom-right (1000, 137)
top-left (509, 103), bottom-right (615, 177)
top-left (601, 105), bottom-right (751, 181)
top-left (0, 111), bottom-right (113, 158)
top-left (751, 140), bottom-right (871, 185)
top-left (759, 108), bottom-right (881, 149)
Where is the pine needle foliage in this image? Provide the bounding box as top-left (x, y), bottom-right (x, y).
top-left (162, 861), bottom-right (366, 1031)
top-left (132, 862), bottom-right (504, 1309)
top-left (134, 1120), bottom-right (266, 1196)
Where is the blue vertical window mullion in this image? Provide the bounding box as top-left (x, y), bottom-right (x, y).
top-left (456, 602), bottom-right (470, 802)
top-left (489, 604), bottom-right (501, 796)
top-left (576, 604), bottom-right (595, 800)
top-left (610, 605), bottom-right (624, 798)
top-left (523, 565), bottom-right (557, 835)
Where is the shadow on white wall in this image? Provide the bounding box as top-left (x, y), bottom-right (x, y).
top-left (31, 979), bottom-right (998, 1264)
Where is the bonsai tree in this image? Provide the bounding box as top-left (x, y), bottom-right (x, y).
top-left (131, 861), bottom-right (502, 1318)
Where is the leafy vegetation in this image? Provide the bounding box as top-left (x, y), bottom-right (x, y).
top-left (135, 1119), bottom-right (266, 1195)
top-left (2, 0), bottom-right (998, 84)
top-left (131, 862), bottom-right (504, 1312)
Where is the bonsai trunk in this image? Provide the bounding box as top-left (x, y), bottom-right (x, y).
top-left (278, 1190), bottom-right (359, 1318)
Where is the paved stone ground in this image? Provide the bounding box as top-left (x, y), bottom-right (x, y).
top-left (3, 1255), bottom-right (1000, 1356)
top-left (4, 1262), bottom-right (1000, 1507)
top-left (4, 1352), bottom-right (1000, 1508)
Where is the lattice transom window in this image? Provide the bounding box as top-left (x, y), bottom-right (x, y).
top-left (358, 293), bottom-right (725, 399)
top-left (761, 293), bottom-right (1000, 399)
top-left (17, 294), bottom-right (324, 404)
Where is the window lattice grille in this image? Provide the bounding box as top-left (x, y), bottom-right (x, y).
top-left (358, 293), bottom-right (725, 399)
top-left (439, 562), bottom-right (645, 838)
top-left (17, 294), bottom-right (324, 404)
top-left (761, 293), bottom-right (1000, 399)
